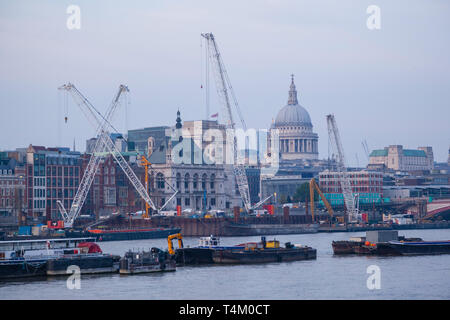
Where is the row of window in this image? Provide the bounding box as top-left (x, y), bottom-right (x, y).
top-left (175, 197), bottom-right (217, 207)
top-left (0, 169), bottom-right (12, 175)
top-left (46, 166), bottom-right (80, 177)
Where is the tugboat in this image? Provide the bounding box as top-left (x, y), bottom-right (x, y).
top-left (119, 248), bottom-right (176, 274)
top-left (212, 237), bottom-right (316, 264)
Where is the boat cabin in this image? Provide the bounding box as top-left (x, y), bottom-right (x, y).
top-left (198, 235), bottom-right (221, 247)
top-left (0, 237), bottom-right (97, 260)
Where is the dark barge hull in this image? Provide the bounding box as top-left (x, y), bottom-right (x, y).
top-left (0, 259), bottom-right (47, 279)
top-left (386, 241), bottom-right (450, 255)
top-left (175, 248), bottom-right (214, 265)
top-left (332, 241), bottom-right (362, 254)
top-left (46, 255), bottom-right (120, 275)
top-left (212, 248), bottom-right (317, 264)
top-left (119, 260), bottom-right (176, 274)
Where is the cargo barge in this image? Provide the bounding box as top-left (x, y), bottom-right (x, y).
top-left (46, 242), bottom-right (120, 275)
top-left (0, 237), bottom-right (110, 279)
top-left (382, 240), bottom-right (450, 256)
top-left (175, 235), bottom-right (245, 265)
top-left (119, 248), bottom-right (176, 274)
top-left (331, 230), bottom-right (450, 256)
top-left (212, 237), bottom-right (316, 264)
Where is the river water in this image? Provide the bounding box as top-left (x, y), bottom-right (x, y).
top-left (0, 229), bottom-right (449, 300)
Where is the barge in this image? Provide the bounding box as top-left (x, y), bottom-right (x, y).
top-left (212, 237), bottom-right (316, 264)
top-left (46, 242), bottom-right (120, 275)
top-left (119, 248), bottom-right (176, 274)
top-left (175, 235), bottom-right (245, 265)
top-left (0, 237), bottom-right (109, 279)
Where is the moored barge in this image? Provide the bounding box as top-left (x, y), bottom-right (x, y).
top-left (119, 248), bottom-right (176, 274)
top-left (212, 237), bottom-right (316, 264)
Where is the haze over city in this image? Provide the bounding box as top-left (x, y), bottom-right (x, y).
top-left (1, 0), bottom-right (449, 165)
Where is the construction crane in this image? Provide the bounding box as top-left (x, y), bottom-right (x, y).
top-left (140, 155), bottom-right (152, 218)
top-left (309, 178), bottom-right (334, 221)
top-left (57, 83), bottom-right (160, 228)
top-left (362, 140), bottom-right (370, 162)
top-left (201, 32), bottom-right (271, 212)
top-left (326, 114), bottom-right (358, 223)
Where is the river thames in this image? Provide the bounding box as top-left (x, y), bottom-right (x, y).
top-left (0, 229), bottom-right (449, 300)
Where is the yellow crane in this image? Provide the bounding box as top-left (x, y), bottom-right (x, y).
top-left (140, 155), bottom-right (152, 218)
top-left (167, 233), bottom-right (184, 255)
top-left (309, 178), bottom-right (334, 221)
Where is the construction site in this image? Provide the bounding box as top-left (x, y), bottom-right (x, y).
top-left (1, 32), bottom-right (449, 241)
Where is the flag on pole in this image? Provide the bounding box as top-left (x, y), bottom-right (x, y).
top-left (211, 113), bottom-right (218, 118)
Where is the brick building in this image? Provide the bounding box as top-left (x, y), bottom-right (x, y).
top-left (318, 170), bottom-right (383, 206)
top-left (0, 154), bottom-right (26, 225)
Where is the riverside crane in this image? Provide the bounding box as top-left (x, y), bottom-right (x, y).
top-left (201, 32), bottom-right (271, 212)
top-left (56, 83), bottom-right (166, 228)
top-left (326, 114), bottom-right (358, 222)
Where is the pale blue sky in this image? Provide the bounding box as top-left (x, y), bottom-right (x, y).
top-left (0, 0), bottom-right (449, 165)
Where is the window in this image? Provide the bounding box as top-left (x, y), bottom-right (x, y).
top-left (193, 174), bottom-right (198, 190)
top-left (184, 198), bottom-right (190, 206)
top-left (156, 173), bottom-right (165, 189)
top-left (176, 173), bottom-right (181, 189)
top-left (184, 174), bottom-right (190, 191)
top-left (104, 187), bottom-right (116, 205)
top-left (202, 174), bottom-right (207, 190)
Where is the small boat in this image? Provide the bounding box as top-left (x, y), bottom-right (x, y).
top-left (119, 248), bottom-right (176, 274)
top-left (211, 237), bottom-right (317, 264)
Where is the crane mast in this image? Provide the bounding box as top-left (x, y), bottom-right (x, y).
top-left (57, 83), bottom-right (159, 228)
top-left (201, 32), bottom-right (252, 212)
top-left (326, 114), bottom-right (358, 222)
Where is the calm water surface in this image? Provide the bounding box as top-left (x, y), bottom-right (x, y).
top-left (0, 229), bottom-right (449, 300)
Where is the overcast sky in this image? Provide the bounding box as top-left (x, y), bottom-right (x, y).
top-left (1, 0), bottom-right (449, 165)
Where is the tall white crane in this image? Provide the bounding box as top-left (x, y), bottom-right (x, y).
top-left (201, 32), bottom-right (252, 212)
top-left (57, 83), bottom-right (165, 228)
top-left (326, 114), bottom-right (358, 222)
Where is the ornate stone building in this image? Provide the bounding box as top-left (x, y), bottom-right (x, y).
top-left (270, 75), bottom-right (319, 161)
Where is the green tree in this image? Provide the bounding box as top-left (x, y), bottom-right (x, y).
top-left (293, 182), bottom-right (318, 202)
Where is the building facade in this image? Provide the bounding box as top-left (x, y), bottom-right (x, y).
top-left (25, 145), bottom-right (82, 221)
top-left (369, 145), bottom-right (434, 172)
top-left (318, 170), bottom-right (383, 206)
top-left (0, 154), bottom-right (26, 225)
top-left (145, 112), bottom-right (242, 212)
